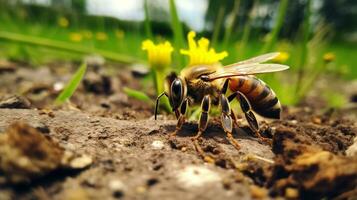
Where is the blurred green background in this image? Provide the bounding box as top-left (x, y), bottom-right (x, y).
top-left (0, 0), bottom-right (356, 106)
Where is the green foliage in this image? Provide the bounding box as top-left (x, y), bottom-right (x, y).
top-left (261, 0), bottom-right (289, 53)
top-left (55, 63), bottom-right (87, 105)
top-left (324, 91), bottom-right (348, 109)
top-left (236, 0), bottom-right (257, 59)
top-left (295, 0), bottom-right (311, 100)
top-left (222, 0), bottom-right (240, 49)
top-left (123, 87), bottom-right (151, 103)
top-left (211, 4), bottom-right (225, 47)
top-left (169, 0), bottom-right (185, 68)
top-left (0, 31), bottom-right (138, 64)
top-left (144, 0), bottom-right (152, 39)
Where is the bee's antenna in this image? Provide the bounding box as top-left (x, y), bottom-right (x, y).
top-left (155, 92), bottom-right (167, 120)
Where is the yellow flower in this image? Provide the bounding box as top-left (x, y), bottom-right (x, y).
top-left (323, 52), bottom-right (335, 63)
top-left (115, 29), bottom-right (125, 39)
top-left (180, 31), bottom-right (228, 66)
top-left (142, 40), bottom-right (173, 70)
top-left (96, 32), bottom-right (108, 41)
top-left (58, 17), bottom-right (69, 28)
top-left (69, 32), bottom-right (82, 42)
top-left (272, 51), bottom-right (289, 63)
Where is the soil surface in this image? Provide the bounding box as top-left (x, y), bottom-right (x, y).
top-left (0, 62), bottom-right (357, 200)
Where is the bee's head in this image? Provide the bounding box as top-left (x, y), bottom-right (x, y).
top-left (154, 72), bottom-right (187, 120)
top-left (165, 72), bottom-right (187, 112)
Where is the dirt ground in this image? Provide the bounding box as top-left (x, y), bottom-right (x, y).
top-left (0, 61), bottom-right (357, 200)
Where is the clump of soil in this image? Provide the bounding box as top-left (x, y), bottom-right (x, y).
top-left (0, 95), bottom-right (31, 109)
top-left (0, 122), bottom-right (92, 185)
top-left (268, 127), bottom-right (357, 199)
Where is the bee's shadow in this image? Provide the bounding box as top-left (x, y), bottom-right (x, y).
top-left (163, 120), bottom-right (255, 141)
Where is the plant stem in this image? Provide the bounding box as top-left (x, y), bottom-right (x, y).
top-left (169, 0), bottom-right (185, 68)
top-left (238, 0), bottom-right (258, 59)
top-left (295, 0), bottom-right (311, 101)
top-left (154, 70), bottom-right (171, 111)
top-left (211, 4), bottom-right (225, 47)
top-left (144, 0), bottom-right (153, 39)
top-left (222, 0), bottom-right (240, 49)
top-left (261, 0), bottom-right (288, 53)
top-left (298, 62), bottom-right (326, 99)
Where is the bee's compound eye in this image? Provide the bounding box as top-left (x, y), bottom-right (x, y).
top-left (171, 79), bottom-right (182, 98)
top-left (170, 79), bottom-right (183, 110)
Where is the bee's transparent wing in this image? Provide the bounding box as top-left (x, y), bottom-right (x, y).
top-left (206, 63), bottom-right (289, 81)
top-left (229, 52), bottom-right (281, 66)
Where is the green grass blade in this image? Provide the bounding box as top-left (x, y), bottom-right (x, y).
top-left (211, 4), bottom-right (225, 47)
top-left (237, 0), bottom-right (258, 58)
top-left (169, 0), bottom-right (185, 67)
top-left (295, 0), bottom-right (311, 99)
top-left (55, 63), bottom-right (87, 105)
top-left (222, 0), bottom-right (240, 49)
top-left (261, 0), bottom-right (289, 53)
top-left (144, 0), bottom-right (153, 39)
top-left (123, 87), bottom-right (151, 103)
top-left (0, 31), bottom-right (139, 64)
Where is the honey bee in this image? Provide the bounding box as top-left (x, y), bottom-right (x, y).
top-left (155, 52), bottom-right (289, 155)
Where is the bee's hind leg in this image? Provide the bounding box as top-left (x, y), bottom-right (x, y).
top-left (228, 91), bottom-right (271, 144)
top-left (171, 99), bottom-right (188, 137)
top-left (192, 95), bottom-right (215, 163)
top-left (220, 94), bottom-right (241, 150)
top-left (230, 109), bottom-right (240, 128)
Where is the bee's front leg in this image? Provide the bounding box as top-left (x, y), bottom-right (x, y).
top-left (192, 95), bottom-right (215, 163)
top-left (194, 95), bottom-right (210, 139)
top-left (220, 94), bottom-right (241, 150)
top-left (171, 99), bottom-right (188, 137)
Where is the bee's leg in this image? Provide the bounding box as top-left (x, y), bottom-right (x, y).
top-left (222, 79), bottom-right (239, 128)
top-left (230, 109), bottom-right (240, 128)
top-left (171, 99), bottom-right (188, 137)
top-left (229, 91), bottom-right (271, 144)
top-left (220, 94), bottom-right (241, 150)
top-left (193, 95), bottom-right (210, 139)
top-left (221, 79), bottom-right (229, 94)
top-left (192, 95), bottom-right (215, 163)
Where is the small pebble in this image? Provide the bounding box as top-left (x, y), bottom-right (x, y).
top-left (290, 120), bottom-right (298, 124)
top-left (136, 186), bottom-right (146, 194)
top-left (0, 60), bottom-right (16, 73)
top-left (285, 187), bottom-right (299, 199)
top-left (32, 122), bottom-right (50, 134)
top-left (109, 180), bottom-right (125, 192)
top-left (250, 185), bottom-right (268, 199)
top-left (84, 54), bottom-right (105, 68)
top-left (0, 95), bottom-right (31, 109)
top-left (346, 137), bottom-right (357, 157)
top-left (53, 82), bottom-right (64, 91)
top-left (151, 140), bottom-right (165, 150)
top-left (176, 165), bottom-right (221, 188)
top-left (131, 64), bottom-right (149, 77)
top-left (181, 147), bottom-right (187, 152)
top-left (67, 154), bottom-right (92, 169)
top-left (312, 117), bottom-right (322, 124)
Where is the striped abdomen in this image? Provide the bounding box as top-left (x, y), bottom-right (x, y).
top-left (229, 76), bottom-right (281, 119)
